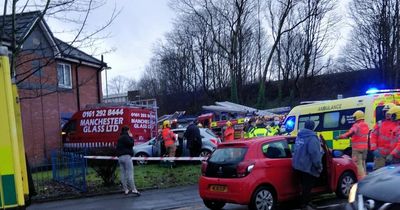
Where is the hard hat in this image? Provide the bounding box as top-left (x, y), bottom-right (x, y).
top-left (226, 121), bottom-right (232, 127)
top-left (352, 110), bottom-right (365, 121)
top-left (387, 106), bottom-right (400, 120)
top-left (197, 123), bottom-right (203, 128)
top-left (163, 120), bottom-right (170, 128)
top-left (382, 103), bottom-right (396, 111)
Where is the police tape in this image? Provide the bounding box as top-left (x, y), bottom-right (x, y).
top-left (84, 156), bottom-right (208, 161)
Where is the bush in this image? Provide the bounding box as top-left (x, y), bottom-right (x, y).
top-left (87, 147), bottom-right (118, 187)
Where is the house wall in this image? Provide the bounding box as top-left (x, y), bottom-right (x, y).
top-left (16, 26), bottom-right (102, 164)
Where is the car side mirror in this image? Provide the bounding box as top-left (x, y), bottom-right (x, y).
top-left (332, 150), bottom-right (343, 158)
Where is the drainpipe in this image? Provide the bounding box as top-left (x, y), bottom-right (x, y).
top-left (75, 61), bottom-right (81, 110)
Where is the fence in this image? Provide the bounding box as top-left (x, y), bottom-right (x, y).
top-left (29, 152), bottom-right (202, 201)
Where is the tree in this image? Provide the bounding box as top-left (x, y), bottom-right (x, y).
top-left (345, 0), bottom-right (400, 88)
top-left (108, 75), bottom-right (127, 95)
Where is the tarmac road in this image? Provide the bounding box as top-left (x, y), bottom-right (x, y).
top-left (27, 185), bottom-right (347, 210)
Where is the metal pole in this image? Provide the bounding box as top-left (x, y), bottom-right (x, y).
top-left (105, 68), bottom-right (108, 98)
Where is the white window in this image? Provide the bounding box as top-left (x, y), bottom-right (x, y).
top-left (57, 63), bottom-right (72, 88)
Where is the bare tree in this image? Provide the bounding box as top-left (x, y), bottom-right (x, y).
top-left (108, 75), bottom-right (127, 95)
top-left (345, 0), bottom-right (400, 88)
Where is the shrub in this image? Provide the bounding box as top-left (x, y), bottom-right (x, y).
top-left (87, 147), bottom-right (118, 187)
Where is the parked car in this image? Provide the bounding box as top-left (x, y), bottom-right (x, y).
top-left (133, 128), bottom-right (221, 164)
top-left (198, 136), bottom-right (358, 210)
top-left (346, 164), bottom-right (400, 210)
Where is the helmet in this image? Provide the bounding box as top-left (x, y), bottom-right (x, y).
top-left (387, 106), bottom-right (400, 121)
top-left (226, 121), bottom-right (232, 127)
top-left (197, 123), bottom-right (203, 128)
top-left (162, 120), bottom-right (170, 128)
top-left (352, 110), bottom-right (365, 121)
top-left (382, 103), bottom-right (396, 111)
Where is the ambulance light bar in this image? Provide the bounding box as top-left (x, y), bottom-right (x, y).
top-left (366, 88), bottom-right (400, 94)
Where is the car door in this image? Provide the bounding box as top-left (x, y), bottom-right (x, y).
top-left (260, 139), bottom-right (298, 200)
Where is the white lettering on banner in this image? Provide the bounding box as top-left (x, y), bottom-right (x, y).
top-left (80, 108), bottom-right (125, 133)
top-left (131, 111), bottom-right (156, 131)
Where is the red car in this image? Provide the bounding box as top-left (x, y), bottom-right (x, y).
top-left (199, 136), bottom-right (358, 210)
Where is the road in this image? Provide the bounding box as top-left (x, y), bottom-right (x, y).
top-left (28, 185), bottom-right (347, 210)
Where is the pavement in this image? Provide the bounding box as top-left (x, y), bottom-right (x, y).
top-left (27, 185), bottom-right (347, 210)
top-left (28, 185), bottom-right (202, 210)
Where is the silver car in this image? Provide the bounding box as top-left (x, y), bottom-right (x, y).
top-left (133, 128), bottom-right (221, 164)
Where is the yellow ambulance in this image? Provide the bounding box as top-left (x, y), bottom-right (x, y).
top-left (0, 46), bottom-right (30, 208)
top-left (282, 89), bottom-right (400, 153)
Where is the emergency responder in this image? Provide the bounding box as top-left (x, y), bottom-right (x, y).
top-left (162, 120), bottom-right (177, 159)
top-left (386, 105), bottom-right (400, 164)
top-left (244, 117), bottom-right (256, 138)
top-left (267, 122), bottom-right (280, 136)
top-left (337, 110), bottom-right (369, 179)
top-left (251, 119), bottom-right (268, 137)
top-left (224, 121), bottom-right (235, 142)
top-left (370, 103), bottom-right (397, 170)
top-left (184, 121), bottom-right (202, 157)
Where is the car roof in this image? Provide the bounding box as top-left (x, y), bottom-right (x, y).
top-left (218, 136), bottom-right (289, 147)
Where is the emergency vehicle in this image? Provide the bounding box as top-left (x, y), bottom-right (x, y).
top-left (197, 113), bottom-right (245, 140)
top-left (282, 89), bottom-right (400, 153)
top-left (0, 46), bottom-right (30, 208)
top-left (62, 103), bottom-right (158, 148)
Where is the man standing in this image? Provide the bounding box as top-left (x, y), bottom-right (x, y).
top-left (224, 121), bottom-right (235, 142)
top-left (338, 110), bottom-right (369, 179)
top-left (251, 119), bottom-right (268, 137)
top-left (370, 103), bottom-right (397, 170)
top-left (162, 120), bottom-right (176, 158)
top-left (184, 121), bottom-right (203, 157)
top-left (386, 106), bottom-right (400, 164)
top-left (292, 120), bottom-right (324, 210)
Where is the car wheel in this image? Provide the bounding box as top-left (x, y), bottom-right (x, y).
top-left (135, 153), bottom-right (149, 165)
top-left (203, 200), bottom-right (225, 210)
top-left (249, 186), bottom-right (276, 210)
top-left (199, 149), bottom-right (211, 157)
top-left (336, 171), bottom-right (356, 198)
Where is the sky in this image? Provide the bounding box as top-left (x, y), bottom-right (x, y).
top-left (48, 0), bottom-right (177, 83)
top-left (3, 0), bottom-right (351, 85)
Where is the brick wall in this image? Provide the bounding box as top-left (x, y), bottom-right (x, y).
top-left (17, 56), bottom-right (101, 164)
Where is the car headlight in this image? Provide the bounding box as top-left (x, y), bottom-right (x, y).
top-left (348, 183), bottom-right (358, 203)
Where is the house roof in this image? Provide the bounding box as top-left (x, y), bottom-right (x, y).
top-left (0, 11), bottom-right (41, 43)
top-left (0, 11), bottom-right (106, 68)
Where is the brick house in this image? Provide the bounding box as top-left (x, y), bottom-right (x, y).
top-left (1, 11), bottom-right (107, 164)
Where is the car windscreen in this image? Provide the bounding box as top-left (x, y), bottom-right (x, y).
top-left (208, 147), bottom-right (248, 164)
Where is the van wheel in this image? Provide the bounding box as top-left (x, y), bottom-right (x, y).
top-left (135, 153), bottom-right (148, 165)
top-left (199, 149), bottom-right (211, 158)
top-left (203, 200), bottom-right (225, 210)
top-left (336, 171), bottom-right (356, 198)
top-left (249, 186), bottom-right (276, 210)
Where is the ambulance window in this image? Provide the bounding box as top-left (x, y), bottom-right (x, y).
top-left (375, 106), bottom-right (385, 123)
top-left (323, 112), bottom-right (340, 128)
top-left (298, 115), bottom-right (321, 131)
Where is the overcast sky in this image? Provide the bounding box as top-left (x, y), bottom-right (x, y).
top-left (4, 0), bottom-right (351, 85)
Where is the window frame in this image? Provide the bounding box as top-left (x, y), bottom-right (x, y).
top-left (262, 140), bottom-right (292, 159)
top-left (57, 63), bottom-right (72, 88)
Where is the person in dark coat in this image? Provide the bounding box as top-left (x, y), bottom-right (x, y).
top-left (116, 125), bottom-right (140, 196)
top-left (184, 121), bottom-right (203, 157)
top-left (292, 120), bottom-right (324, 210)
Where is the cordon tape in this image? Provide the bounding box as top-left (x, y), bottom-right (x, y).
top-left (84, 156), bottom-right (208, 161)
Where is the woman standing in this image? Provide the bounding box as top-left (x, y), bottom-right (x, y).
top-left (116, 125), bottom-right (140, 195)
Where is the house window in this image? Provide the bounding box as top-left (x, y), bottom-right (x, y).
top-left (57, 63), bottom-right (72, 88)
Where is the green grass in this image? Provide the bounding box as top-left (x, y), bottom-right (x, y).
top-left (31, 163), bottom-right (202, 200)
